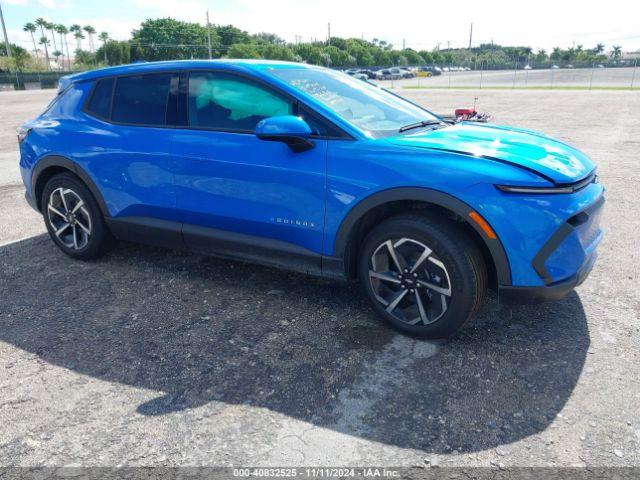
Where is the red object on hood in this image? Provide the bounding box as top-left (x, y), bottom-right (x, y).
top-left (455, 108), bottom-right (476, 117)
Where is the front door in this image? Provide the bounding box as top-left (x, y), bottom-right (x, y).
top-left (171, 71), bottom-right (327, 272)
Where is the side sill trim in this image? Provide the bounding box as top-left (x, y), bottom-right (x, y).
top-left (105, 217), bottom-right (343, 278)
top-left (182, 223), bottom-right (323, 276)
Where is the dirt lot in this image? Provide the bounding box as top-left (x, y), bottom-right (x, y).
top-left (0, 88), bottom-right (639, 470)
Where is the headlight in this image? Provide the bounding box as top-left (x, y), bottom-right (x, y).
top-left (496, 173), bottom-right (597, 194)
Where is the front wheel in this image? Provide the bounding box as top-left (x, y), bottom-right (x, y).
top-left (358, 214), bottom-right (487, 339)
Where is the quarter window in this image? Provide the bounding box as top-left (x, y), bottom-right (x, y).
top-left (86, 78), bottom-right (114, 119)
top-left (111, 73), bottom-right (172, 126)
top-left (188, 72), bottom-right (293, 131)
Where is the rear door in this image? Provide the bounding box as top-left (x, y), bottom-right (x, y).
top-left (81, 72), bottom-right (179, 246)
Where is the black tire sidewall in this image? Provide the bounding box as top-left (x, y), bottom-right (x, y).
top-left (41, 173), bottom-right (108, 260)
top-left (358, 215), bottom-right (482, 339)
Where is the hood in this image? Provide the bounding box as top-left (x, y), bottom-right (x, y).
top-left (386, 123), bottom-right (595, 184)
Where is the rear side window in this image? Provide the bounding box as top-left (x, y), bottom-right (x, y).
top-left (86, 78), bottom-right (114, 119)
top-left (112, 73), bottom-right (172, 126)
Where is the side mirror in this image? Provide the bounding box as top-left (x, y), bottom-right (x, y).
top-left (255, 115), bottom-right (315, 153)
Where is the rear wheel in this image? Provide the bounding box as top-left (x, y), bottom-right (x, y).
top-left (41, 172), bottom-right (113, 260)
top-left (358, 214), bottom-right (487, 339)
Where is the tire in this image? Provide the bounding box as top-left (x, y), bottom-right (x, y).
top-left (41, 172), bottom-right (113, 260)
top-left (358, 213), bottom-right (487, 339)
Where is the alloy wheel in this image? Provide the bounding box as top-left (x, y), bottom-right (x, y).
top-left (47, 187), bottom-right (92, 250)
top-left (369, 237), bottom-right (452, 325)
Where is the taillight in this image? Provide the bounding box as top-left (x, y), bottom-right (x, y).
top-left (17, 127), bottom-right (30, 144)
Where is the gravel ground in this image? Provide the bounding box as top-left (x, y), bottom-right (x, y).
top-left (0, 89), bottom-right (639, 470)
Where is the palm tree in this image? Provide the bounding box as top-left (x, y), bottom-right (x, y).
top-left (52, 50), bottom-right (63, 66)
top-left (55, 24), bottom-right (70, 70)
top-left (23, 23), bottom-right (38, 59)
top-left (69, 24), bottom-right (83, 51)
top-left (595, 43), bottom-right (605, 55)
top-left (46, 21), bottom-right (58, 54)
top-left (98, 31), bottom-right (109, 64)
top-left (35, 18), bottom-right (50, 70)
top-left (38, 36), bottom-right (51, 70)
top-left (611, 45), bottom-right (622, 60)
top-left (83, 25), bottom-right (96, 65)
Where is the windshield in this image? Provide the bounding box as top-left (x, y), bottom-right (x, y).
top-left (269, 67), bottom-right (439, 137)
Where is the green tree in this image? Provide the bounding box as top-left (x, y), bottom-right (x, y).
top-left (131, 18), bottom-right (212, 61)
top-left (216, 25), bottom-right (250, 49)
top-left (0, 42), bottom-right (30, 71)
top-left (74, 49), bottom-right (94, 67)
top-left (228, 43), bottom-right (260, 59)
top-left (96, 40), bottom-right (131, 66)
top-left (259, 43), bottom-right (294, 61)
top-left (419, 50), bottom-right (433, 64)
top-left (294, 43), bottom-right (323, 65)
top-left (401, 48), bottom-right (423, 65)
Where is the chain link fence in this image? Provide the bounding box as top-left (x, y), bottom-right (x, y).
top-left (1, 60), bottom-right (638, 91)
top-left (0, 71), bottom-right (78, 91)
top-left (369, 61), bottom-right (639, 90)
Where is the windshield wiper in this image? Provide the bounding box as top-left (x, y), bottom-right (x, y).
top-left (398, 120), bottom-right (446, 133)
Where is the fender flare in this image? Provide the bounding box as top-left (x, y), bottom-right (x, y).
top-left (333, 187), bottom-right (512, 286)
top-left (32, 155), bottom-right (110, 217)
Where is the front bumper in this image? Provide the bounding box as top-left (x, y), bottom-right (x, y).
top-left (497, 192), bottom-right (604, 304)
top-left (498, 251), bottom-right (596, 304)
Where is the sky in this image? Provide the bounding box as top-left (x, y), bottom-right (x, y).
top-left (2, 0), bottom-right (640, 54)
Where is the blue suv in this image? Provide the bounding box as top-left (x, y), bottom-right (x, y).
top-left (19, 60), bottom-right (604, 338)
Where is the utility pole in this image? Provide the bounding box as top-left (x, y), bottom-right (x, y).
top-left (206, 10), bottom-right (212, 59)
top-left (327, 22), bottom-right (330, 45)
top-left (402, 38), bottom-right (405, 50)
top-left (468, 22), bottom-right (473, 49)
top-left (0, 1), bottom-right (12, 59)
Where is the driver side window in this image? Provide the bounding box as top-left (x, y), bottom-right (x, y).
top-left (188, 72), bottom-right (293, 131)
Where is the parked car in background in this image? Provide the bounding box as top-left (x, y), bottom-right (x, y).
top-left (421, 66), bottom-right (442, 76)
top-left (375, 69), bottom-right (401, 80)
top-left (524, 65), bottom-right (532, 70)
top-left (397, 68), bottom-right (415, 78)
top-left (19, 60), bottom-right (604, 339)
top-left (358, 69), bottom-right (377, 79)
top-left (389, 67), bottom-right (409, 79)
